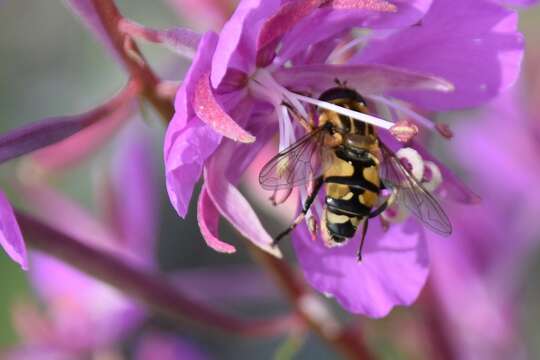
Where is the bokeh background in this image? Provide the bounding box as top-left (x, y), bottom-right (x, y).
top-left (0, 1), bottom-right (540, 359)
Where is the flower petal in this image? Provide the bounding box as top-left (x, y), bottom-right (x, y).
top-left (194, 73), bottom-right (255, 143)
top-left (274, 63), bottom-right (453, 95)
top-left (169, 31), bottom-right (218, 130)
top-left (211, 0), bottom-right (281, 88)
top-left (165, 33), bottom-right (221, 218)
top-left (15, 183), bottom-right (118, 252)
top-left (197, 186), bottom-right (236, 253)
top-left (0, 191), bottom-right (27, 270)
top-left (0, 82), bottom-right (137, 165)
top-left (278, 0), bottom-right (433, 63)
top-left (256, 0), bottom-right (325, 67)
top-left (328, 0), bottom-right (396, 11)
top-left (107, 123), bottom-right (159, 266)
top-left (292, 219), bottom-right (429, 317)
top-left (204, 141), bottom-right (281, 258)
top-left (166, 0), bottom-right (232, 30)
top-left (165, 118), bottom-right (222, 218)
top-left (30, 97), bottom-right (134, 171)
top-left (257, 0), bottom-right (397, 67)
top-left (119, 19), bottom-right (201, 59)
top-left (30, 252), bottom-right (144, 350)
top-left (353, 0), bottom-right (524, 110)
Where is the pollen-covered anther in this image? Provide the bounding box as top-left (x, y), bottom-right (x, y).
top-left (389, 119), bottom-right (419, 143)
top-left (396, 147), bottom-right (424, 182)
top-left (381, 203), bottom-right (409, 224)
top-left (422, 161), bottom-right (443, 192)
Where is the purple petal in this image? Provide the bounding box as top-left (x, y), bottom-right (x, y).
top-left (135, 332), bottom-right (208, 360)
top-left (256, 0), bottom-right (397, 67)
top-left (108, 124), bottom-right (159, 266)
top-left (226, 102), bottom-right (277, 183)
top-left (274, 63), bottom-right (453, 95)
top-left (353, 0), bottom-right (524, 110)
top-left (164, 32), bottom-right (221, 218)
top-left (194, 73), bottom-right (256, 143)
top-left (15, 183), bottom-right (118, 250)
top-left (278, 0), bottom-right (433, 63)
top-left (169, 31), bottom-right (218, 133)
top-left (30, 253), bottom-right (144, 351)
top-left (328, 0), bottom-right (396, 11)
top-left (0, 191), bottom-right (27, 270)
top-left (0, 82), bottom-right (137, 165)
top-left (118, 19), bottom-right (201, 58)
top-left (165, 118), bottom-right (222, 218)
top-left (197, 186), bottom-right (236, 253)
top-left (292, 219), bottom-right (429, 317)
top-left (204, 142), bottom-right (281, 258)
top-left (256, 0), bottom-right (324, 67)
top-left (497, 0), bottom-right (539, 5)
top-left (64, 0), bottom-right (121, 64)
top-left (166, 0), bottom-right (232, 30)
top-left (30, 99), bottom-right (134, 170)
top-left (210, 0), bottom-right (281, 88)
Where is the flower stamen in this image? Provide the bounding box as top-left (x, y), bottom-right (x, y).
top-left (368, 95), bottom-right (453, 139)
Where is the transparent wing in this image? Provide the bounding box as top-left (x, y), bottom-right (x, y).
top-left (259, 126), bottom-right (332, 191)
top-left (379, 142), bottom-right (452, 236)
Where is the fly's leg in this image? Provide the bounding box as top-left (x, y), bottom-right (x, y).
top-left (273, 176), bottom-right (324, 246)
top-left (281, 101), bottom-right (314, 131)
top-left (357, 219), bottom-right (369, 262)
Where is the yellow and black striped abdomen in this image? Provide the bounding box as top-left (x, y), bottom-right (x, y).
top-left (322, 147), bottom-right (381, 244)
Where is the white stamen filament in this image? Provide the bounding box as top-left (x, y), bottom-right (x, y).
top-left (250, 69), bottom-right (309, 119)
top-left (291, 93), bottom-right (394, 130)
top-left (278, 105), bottom-right (296, 152)
top-left (368, 95), bottom-right (436, 131)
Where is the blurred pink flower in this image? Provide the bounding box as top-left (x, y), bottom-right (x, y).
top-left (429, 87), bottom-right (540, 359)
top-left (9, 122), bottom-right (157, 358)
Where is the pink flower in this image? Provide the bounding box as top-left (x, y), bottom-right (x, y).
top-left (164, 0), bottom-right (524, 316)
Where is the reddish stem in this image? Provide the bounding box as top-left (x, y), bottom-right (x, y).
top-left (91, 0), bottom-right (174, 122)
top-left (17, 211), bottom-right (299, 338)
top-left (249, 245), bottom-right (374, 360)
top-left (419, 283), bottom-right (459, 360)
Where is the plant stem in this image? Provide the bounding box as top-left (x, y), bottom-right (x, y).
top-left (420, 283), bottom-right (458, 360)
top-left (91, 0), bottom-right (174, 122)
top-left (16, 210), bottom-right (299, 338)
top-left (248, 244), bottom-right (374, 360)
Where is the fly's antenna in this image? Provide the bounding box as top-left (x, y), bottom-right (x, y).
top-left (334, 78), bottom-right (348, 88)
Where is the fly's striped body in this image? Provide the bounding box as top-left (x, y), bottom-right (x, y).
top-left (259, 85), bottom-right (452, 261)
top-left (318, 88), bottom-right (382, 247)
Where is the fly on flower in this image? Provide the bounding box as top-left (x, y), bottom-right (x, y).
top-left (259, 85), bottom-right (452, 261)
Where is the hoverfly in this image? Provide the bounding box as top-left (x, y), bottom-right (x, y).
top-left (259, 86), bottom-right (452, 261)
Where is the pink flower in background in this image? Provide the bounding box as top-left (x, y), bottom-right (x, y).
top-left (164, 0), bottom-right (525, 316)
top-left (429, 88), bottom-right (540, 359)
top-left (0, 191), bottom-right (27, 270)
top-left (8, 123), bottom-right (156, 358)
